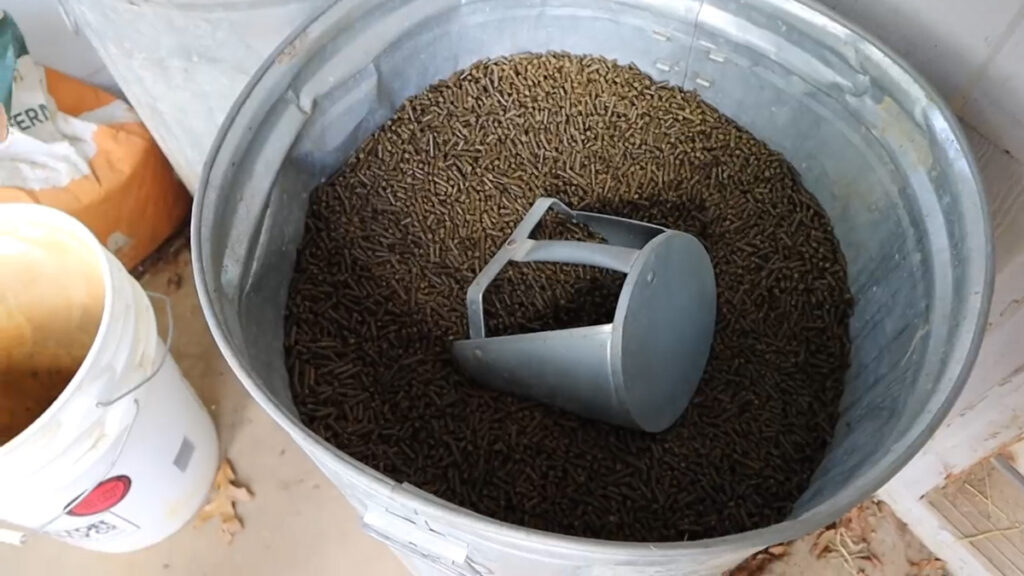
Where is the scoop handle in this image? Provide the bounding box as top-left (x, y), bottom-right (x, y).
top-left (464, 197), bottom-right (669, 339)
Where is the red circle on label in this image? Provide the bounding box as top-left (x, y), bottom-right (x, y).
top-left (68, 475), bottom-right (132, 517)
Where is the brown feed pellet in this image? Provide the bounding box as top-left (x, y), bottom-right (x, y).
top-left (284, 53), bottom-right (853, 542)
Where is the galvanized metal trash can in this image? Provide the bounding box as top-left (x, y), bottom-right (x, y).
top-left (192, 0), bottom-right (993, 574)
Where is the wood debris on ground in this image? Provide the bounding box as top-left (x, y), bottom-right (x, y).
top-left (908, 558), bottom-right (947, 575)
top-left (131, 225), bottom-right (189, 280)
top-left (724, 544), bottom-right (788, 576)
top-left (195, 459), bottom-right (253, 543)
top-left (165, 271), bottom-right (183, 292)
top-left (954, 462), bottom-right (1024, 543)
top-left (729, 500), bottom-right (946, 575)
top-left (811, 502), bottom-right (882, 575)
top-left (811, 527), bottom-right (879, 575)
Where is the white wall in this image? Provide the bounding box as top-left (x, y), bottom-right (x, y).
top-left (59, 0), bottom-right (331, 193)
top-left (822, 0), bottom-right (1024, 161)
top-left (1, 0), bottom-right (117, 92)
top-left (7, 0), bottom-right (1024, 164)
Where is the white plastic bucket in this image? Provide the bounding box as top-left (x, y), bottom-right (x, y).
top-left (0, 204), bottom-right (218, 553)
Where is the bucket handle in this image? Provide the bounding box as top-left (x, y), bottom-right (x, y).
top-left (361, 523), bottom-right (484, 576)
top-left (96, 291), bottom-right (174, 409)
top-left (30, 291), bottom-right (161, 535)
top-left (36, 398), bottom-right (141, 533)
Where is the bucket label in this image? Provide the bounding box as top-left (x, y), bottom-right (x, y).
top-left (67, 475), bottom-right (132, 517)
top-left (46, 511), bottom-right (139, 543)
top-left (173, 436), bottom-right (195, 473)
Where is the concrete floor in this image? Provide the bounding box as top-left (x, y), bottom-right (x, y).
top-left (0, 245), bottom-right (942, 576)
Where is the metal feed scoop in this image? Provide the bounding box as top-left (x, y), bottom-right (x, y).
top-left (452, 197), bottom-right (716, 433)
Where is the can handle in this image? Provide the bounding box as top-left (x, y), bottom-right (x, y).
top-left (361, 504), bottom-right (483, 576)
top-left (465, 197), bottom-right (669, 339)
top-left (96, 291), bottom-right (174, 408)
top-left (361, 523), bottom-right (483, 576)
